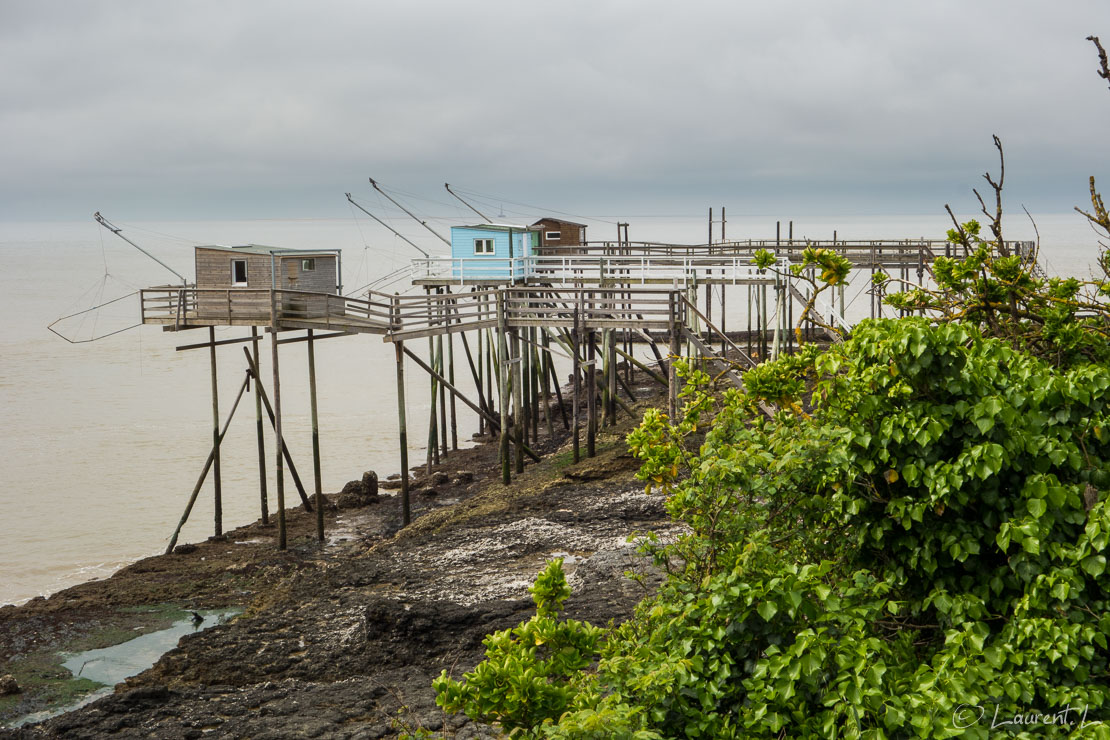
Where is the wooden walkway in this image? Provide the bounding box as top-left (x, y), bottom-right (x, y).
top-left (139, 286), bottom-right (698, 341)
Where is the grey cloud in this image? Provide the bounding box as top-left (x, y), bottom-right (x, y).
top-left (1, 0), bottom-right (1109, 220)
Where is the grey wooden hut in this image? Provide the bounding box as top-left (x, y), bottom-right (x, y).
top-left (192, 245), bottom-right (342, 322)
top-left (195, 245), bottom-right (341, 292)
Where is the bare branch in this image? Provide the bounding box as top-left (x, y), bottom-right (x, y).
top-left (983, 135), bottom-right (1008, 256)
top-left (944, 204), bottom-right (972, 257)
top-left (1088, 35), bottom-right (1110, 92)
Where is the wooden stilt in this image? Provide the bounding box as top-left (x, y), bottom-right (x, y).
top-left (512, 328), bottom-right (524, 475)
top-left (669, 292), bottom-right (680, 420)
top-left (402, 346), bottom-right (539, 461)
top-left (600, 330), bottom-right (611, 428)
top-left (545, 336), bottom-right (569, 430)
top-left (476, 324), bottom-right (485, 435)
top-left (270, 293), bottom-right (287, 550)
top-left (497, 295), bottom-right (511, 485)
top-left (394, 340), bottom-right (410, 526)
top-left (209, 326), bottom-right (222, 538)
top-left (251, 327), bottom-right (268, 525)
top-left (447, 302), bottom-right (458, 451)
top-left (572, 303), bottom-right (581, 463)
top-left (530, 330), bottom-right (539, 443)
top-left (165, 370), bottom-right (251, 554)
top-left (307, 329), bottom-right (324, 543)
top-left (607, 328), bottom-right (617, 426)
top-left (586, 328), bottom-right (597, 458)
top-left (426, 334), bottom-right (438, 471)
top-left (540, 331), bottom-right (554, 440)
top-left (438, 332), bottom-right (448, 457)
top-left (240, 348), bottom-right (313, 512)
top-left (522, 325), bottom-right (531, 445)
top-left (459, 330), bottom-right (490, 421)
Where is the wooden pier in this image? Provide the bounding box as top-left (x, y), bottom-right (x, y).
top-left (141, 232), bottom-right (1031, 552)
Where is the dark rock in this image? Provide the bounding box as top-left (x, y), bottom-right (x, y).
top-left (340, 479), bottom-right (364, 496)
top-left (418, 488), bottom-right (438, 497)
top-left (453, 470), bottom-right (474, 484)
top-left (174, 544), bottom-right (198, 555)
top-left (0, 673), bottom-right (19, 695)
top-left (430, 471), bottom-right (450, 486)
top-left (336, 493), bottom-right (363, 510)
top-left (361, 471), bottom-right (379, 497)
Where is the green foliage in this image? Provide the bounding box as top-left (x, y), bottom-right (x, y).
top-left (433, 559), bottom-right (607, 738)
top-left (443, 320), bottom-right (1110, 738)
top-left (885, 210), bottom-right (1110, 367)
top-left (622, 319), bottom-right (1110, 738)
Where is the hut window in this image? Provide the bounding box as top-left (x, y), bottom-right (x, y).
top-left (474, 238), bottom-right (494, 255)
top-left (301, 258), bottom-right (316, 271)
top-left (231, 259), bottom-right (248, 286)
top-left (545, 231), bottom-right (561, 241)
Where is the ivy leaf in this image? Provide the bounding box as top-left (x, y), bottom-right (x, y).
top-left (1082, 554), bottom-right (1107, 577)
top-left (757, 601), bottom-right (779, 622)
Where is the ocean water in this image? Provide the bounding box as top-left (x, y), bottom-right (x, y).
top-left (0, 212), bottom-right (1101, 606)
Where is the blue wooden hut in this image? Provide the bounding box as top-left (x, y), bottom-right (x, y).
top-left (449, 224), bottom-right (539, 282)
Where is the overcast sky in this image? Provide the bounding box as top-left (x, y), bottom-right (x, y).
top-left (3, 0), bottom-right (1109, 222)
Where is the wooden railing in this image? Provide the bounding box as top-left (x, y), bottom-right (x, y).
top-left (139, 287), bottom-right (395, 331)
top-left (375, 287), bottom-right (686, 341)
top-left (410, 241), bottom-right (1034, 285)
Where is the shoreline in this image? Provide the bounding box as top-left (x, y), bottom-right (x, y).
top-left (2, 372), bottom-right (676, 736)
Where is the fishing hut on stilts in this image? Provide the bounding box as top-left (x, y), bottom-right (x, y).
top-left (125, 195), bottom-right (1034, 554)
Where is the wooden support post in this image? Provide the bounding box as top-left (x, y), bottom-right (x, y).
top-left (530, 330), bottom-right (539, 443)
top-left (521, 325), bottom-right (531, 445)
top-left (545, 336), bottom-right (569, 430)
top-left (166, 370), bottom-right (251, 554)
top-left (447, 306), bottom-right (458, 451)
top-left (402, 346), bottom-right (539, 461)
top-left (307, 329), bottom-right (324, 543)
top-left (747, 284), bottom-right (753, 359)
top-left (240, 348), bottom-right (313, 513)
top-left (669, 292), bottom-right (680, 420)
top-left (438, 333), bottom-right (448, 458)
top-left (607, 328), bottom-right (618, 426)
top-left (572, 303), bottom-right (581, 463)
top-left (270, 294), bottom-right (287, 550)
top-left (476, 324), bottom-right (485, 435)
top-left (460, 330), bottom-right (490, 421)
top-left (720, 282), bottom-right (727, 358)
top-left (761, 284), bottom-right (769, 360)
top-left (600, 329), bottom-right (611, 428)
top-left (251, 327), bottom-right (268, 525)
top-left (209, 326), bottom-right (222, 538)
top-left (586, 329), bottom-right (597, 458)
top-left (541, 331), bottom-right (554, 440)
top-left (426, 333), bottom-right (438, 471)
top-left (616, 345), bottom-right (667, 387)
top-left (395, 341), bottom-right (410, 526)
top-left (512, 329), bottom-right (524, 475)
top-left (497, 295), bottom-right (511, 484)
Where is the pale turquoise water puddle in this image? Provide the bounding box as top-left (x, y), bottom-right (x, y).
top-left (9, 608), bottom-right (239, 728)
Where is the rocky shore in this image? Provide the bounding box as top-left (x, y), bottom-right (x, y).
top-left (1, 378), bottom-right (677, 738)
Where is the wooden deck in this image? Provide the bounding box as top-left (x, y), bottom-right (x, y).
top-left (140, 287), bottom-right (395, 334)
top-left (139, 285), bottom-right (696, 342)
